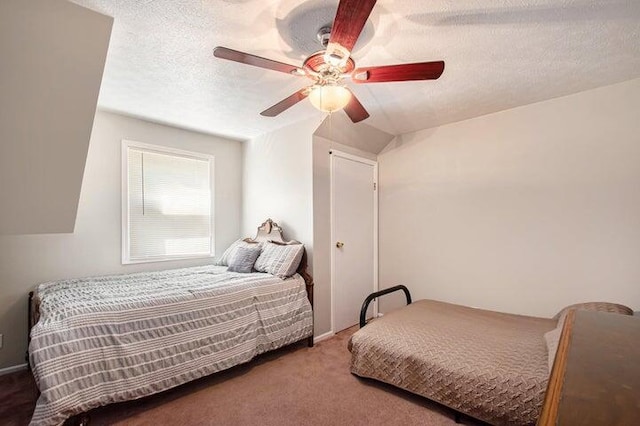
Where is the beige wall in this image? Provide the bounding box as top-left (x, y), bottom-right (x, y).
top-left (0, 111), bottom-right (242, 369)
top-left (0, 0), bottom-right (112, 235)
top-left (378, 78), bottom-right (640, 317)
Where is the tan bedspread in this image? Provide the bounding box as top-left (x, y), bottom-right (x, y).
top-left (348, 300), bottom-right (556, 425)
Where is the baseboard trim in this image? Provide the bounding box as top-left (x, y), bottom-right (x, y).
top-left (313, 331), bottom-right (334, 344)
top-left (0, 363), bottom-right (28, 376)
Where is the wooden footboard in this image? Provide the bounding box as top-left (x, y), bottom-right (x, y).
top-left (296, 248), bottom-right (314, 347)
top-left (26, 290), bottom-right (38, 367)
top-left (254, 218), bottom-right (314, 347)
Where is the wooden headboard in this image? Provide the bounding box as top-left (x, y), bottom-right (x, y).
top-left (249, 218), bottom-right (288, 243)
top-left (246, 218), bottom-right (313, 309)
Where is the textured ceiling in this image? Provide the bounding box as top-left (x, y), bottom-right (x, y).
top-left (70, 0), bottom-right (640, 140)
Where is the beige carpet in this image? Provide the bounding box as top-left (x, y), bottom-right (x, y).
top-left (1, 327), bottom-right (483, 425)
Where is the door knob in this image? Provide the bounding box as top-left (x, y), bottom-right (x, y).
top-left (336, 241), bottom-right (344, 248)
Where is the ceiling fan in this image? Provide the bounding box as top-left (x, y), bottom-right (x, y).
top-left (213, 0), bottom-right (445, 123)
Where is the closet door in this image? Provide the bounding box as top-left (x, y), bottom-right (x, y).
top-left (331, 150), bottom-right (377, 333)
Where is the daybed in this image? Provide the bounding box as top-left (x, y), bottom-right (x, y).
top-left (28, 219), bottom-right (313, 426)
top-left (348, 286), bottom-right (633, 426)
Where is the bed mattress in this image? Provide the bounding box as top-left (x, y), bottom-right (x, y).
top-left (348, 299), bottom-right (555, 425)
top-left (29, 265), bottom-right (313, 426)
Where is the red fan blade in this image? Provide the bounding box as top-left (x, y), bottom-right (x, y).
top-left (260, 88), bottom-right (309, 117)
top-left (214, 46), bottom-right (304, 76)
top-left (352, 61), bottom-right (445, 83)
top-left (343, 89), bottom-right (370, 123)
top-left (326, 0), bottom-right (377, 64)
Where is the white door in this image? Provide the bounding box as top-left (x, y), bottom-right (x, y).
top-left (331, 151), bottom-right (377, 333)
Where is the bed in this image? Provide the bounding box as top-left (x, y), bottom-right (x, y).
top-left (27, 219), bottom-right (313, 426)
top-left (348, 287), bottom-right (633, 426)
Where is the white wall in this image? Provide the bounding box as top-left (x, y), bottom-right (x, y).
top-left (314, 113), bottom-right (393, 155)
top-left (0, 0), bottom-right (112, 235)
top-left (379, 78), bottom-right (640, 317)
top-left (0, 110), bottom-right (243, 369)
top-left (242, 118), bottom-right (319, 246)
top-left (242, 118), bottom-right (321, 334)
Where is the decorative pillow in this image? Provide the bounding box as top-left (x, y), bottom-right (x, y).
top-left (227, 246), bottom-right (262, 273)
top-left (254, 241), bottom-right (304, 279)
top-left (544, 326), bottom-right (562, 373)
top-left (215, 239), bottom-right (260, 266)
top-left (553, 302), bottom-right (633, 325)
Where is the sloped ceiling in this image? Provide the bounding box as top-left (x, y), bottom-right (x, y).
top-left (314, 114), bottom-right (393, 155)
top-left (71, 0), bottom-right (640, 140)
top-left (0, 0), bottom-right (112, 235)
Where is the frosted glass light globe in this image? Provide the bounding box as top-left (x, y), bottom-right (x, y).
top-left (308, 85), bottom-right (351, 113)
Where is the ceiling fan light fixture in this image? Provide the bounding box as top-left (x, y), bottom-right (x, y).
top-left (324, 52), bottom-right (344, 67)
top-left (308, 85), bottom-right (351, 113)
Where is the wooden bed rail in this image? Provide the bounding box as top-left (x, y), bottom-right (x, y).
top-left (26, 291), bottom-right (34, 366)
top-left (359, 285), bottom-right (412, 328)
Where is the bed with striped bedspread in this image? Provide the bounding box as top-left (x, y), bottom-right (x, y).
top-left (29, 265), bottom-right (313, 426)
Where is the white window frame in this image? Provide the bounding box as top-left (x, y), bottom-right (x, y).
top-left (121, 139), bottom-right (215, 264)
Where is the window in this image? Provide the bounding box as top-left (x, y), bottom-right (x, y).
top-left (122, 140), bottom-right (214, 264)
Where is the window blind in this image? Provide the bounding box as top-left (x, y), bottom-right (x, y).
top-left (126, 146), bottom-right (213, 262)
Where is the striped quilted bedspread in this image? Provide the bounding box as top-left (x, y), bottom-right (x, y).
top-left (29, 265), bottom-right (313, 426)
top-left (349, 299), bottom-right (556, 425)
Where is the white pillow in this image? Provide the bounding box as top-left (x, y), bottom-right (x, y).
top-left (254, 242), bottom-right (304, 279)
top-left (544, 325), bottom-right (562, 373)
top-left (215, 239), bottom-right (261, 266)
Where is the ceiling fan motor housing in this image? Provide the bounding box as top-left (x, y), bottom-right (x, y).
top-left (317, 26), bottom-right (332, 48)
top-left (303, 51), bottom-right (355, 79)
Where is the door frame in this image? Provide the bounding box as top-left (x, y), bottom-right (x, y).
top-left (330, 149), bottom-right (378, 333)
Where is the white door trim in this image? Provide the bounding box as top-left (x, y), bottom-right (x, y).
top-left (329, 149), bottom-right (378, 334)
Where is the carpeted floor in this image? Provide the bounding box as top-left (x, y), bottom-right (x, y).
top-left (1, 327), bottom-right (483, 426)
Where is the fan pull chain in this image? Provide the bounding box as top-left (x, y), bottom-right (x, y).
top-left (141, 152), bottom-right (146, 216)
